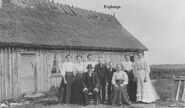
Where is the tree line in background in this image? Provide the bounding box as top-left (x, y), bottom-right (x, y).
top-left (150, 64), bottom-right (185, 80)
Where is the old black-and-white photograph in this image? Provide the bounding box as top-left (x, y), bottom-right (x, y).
top-left (0, 0), bottom-right (185, 108)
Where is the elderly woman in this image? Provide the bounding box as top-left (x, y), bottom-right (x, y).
top-left (133, 51), bottom-right (159, 103)
top-left (111, 64), bottom-right (131, 106)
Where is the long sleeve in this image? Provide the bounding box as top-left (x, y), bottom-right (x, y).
top-left (123, 72), bottom-right (128, 85)
top-left (73, 64), bottom-right (77, 76)
top-left (82, 74), bottom-right (87, 88)
top-left (133, 62), bottom-right (138, 78)
top-left (144, 61), bottom-right (150, 76)
top-left (95, 74), bottom-right (100, 89)
top-left (58, 63), bottom-right (65, 76)
top-left (111, 73), bottom-right (116, 85)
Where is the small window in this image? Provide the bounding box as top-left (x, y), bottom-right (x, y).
top-left (51, 54), bottom-right (60, 74)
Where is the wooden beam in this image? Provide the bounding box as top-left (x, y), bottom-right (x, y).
top-left (176, 80), bottom-right (181, 101)
top-left (182, 81), bottom-right (185, 102)
top-left (0, 49), bottom-right (2, 101)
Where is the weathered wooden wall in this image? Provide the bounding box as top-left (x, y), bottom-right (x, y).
top-left (0, 47), bottom-right (135, 101)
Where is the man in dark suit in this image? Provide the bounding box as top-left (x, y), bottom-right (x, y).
top-left (94, 57), bottom-right (107, 104)
top-left (106, 62), bottom-right (117, 104)
top-left (82, 64), bottom-right (100, 105)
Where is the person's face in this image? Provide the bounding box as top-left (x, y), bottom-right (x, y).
top-left (88, 68), bottom-right (93, 73)
top-left (125, 55), bottom-right (130, 61)
top-left (105, 63), bottom-right (109, 68)
top-left (88, 55), bottom-right (93, 61)
top-left (66, 56), bottom-right (71, 61)
top-left (77, 56), bottom-right (82, 62)
top-left (117, 64), bottom-right (122, 71)
top-left (99, 58), bottom-right (103, 64)
top-left (109, 62), bottom-right (113, 68)
top-left (138, 53), bottom-right (143, 59)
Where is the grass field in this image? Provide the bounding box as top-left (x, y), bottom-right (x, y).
top-left (7, 79), bottom-right (175, 108)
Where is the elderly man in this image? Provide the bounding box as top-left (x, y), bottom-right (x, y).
top-left (106, 62), bottom-right (117, 104)
top-left (94, 57), bottom-right (107, 104)
top-left (82, 64), bottom-right (100, 105)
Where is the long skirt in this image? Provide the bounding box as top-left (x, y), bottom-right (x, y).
top-left (125, 70), bottom-right (137, 102)
top-left (136, 70), bottom-right (159, 103)
top-left (65, 72), bottom-right (74, 104)
top-left (71, 73), bottom-right (84, 105)
top-left (59, 77), bottom-right (66, 103)
top-left (111, 86), bottom-right (131, 106)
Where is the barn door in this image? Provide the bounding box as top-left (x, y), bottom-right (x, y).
top-left (19, 53), bottom-right (36, 94)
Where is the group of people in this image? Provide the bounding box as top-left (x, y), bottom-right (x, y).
top-left (58, 52), bottom-right (159, 106)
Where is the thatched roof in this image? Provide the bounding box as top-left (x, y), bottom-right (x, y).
top-left (0, 0), bottom-right (148, 52)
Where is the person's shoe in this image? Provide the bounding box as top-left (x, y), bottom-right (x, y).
top-left (112, 104), bottom-right (117, 106)
top-left (127, 101), bottom-right (132, 105)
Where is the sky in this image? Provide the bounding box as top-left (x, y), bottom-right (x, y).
top-left (53, 0), bottom-right (185, 65)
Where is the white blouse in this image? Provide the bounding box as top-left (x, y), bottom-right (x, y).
top-left (122, 61), bottom-right (133, 71)
top-left (73, 62), bottom-right (85, 74)
top-left (133, 58), bottom-right (150, 77)
top-left (59, 61), bottom-right (74, 76)
top-left (112, 71), bottom-right (128, 86)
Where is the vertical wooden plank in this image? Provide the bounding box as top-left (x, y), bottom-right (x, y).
top-left (17, 48), bottom-right (21, 97)
top-left (39, 50), bottom-right (42, 91)
top-left (2, 48), bottom-right (4, 99)
top-left (43, 50), bottom-right (47, 91)
top-left (4, 48), bottom-right (8, 98)
top-left (12, 48), bottom-right (15, 98)
top-left (46, 51), bottom-right (50, 91)
top-left (9, 48), bottom-right (12, 98)
top-left (0, 48), bottom-right (2, 101)
top-left (36, 50), bottom-right (40, 91)
top-left (43, 51), bottom-right (46, 91)
top-left (41, 50), bottom-right (44, 92)
top-left (14, 48), bottom-right (18, 97)
top-left (39, 50), bottom-right (43, 92)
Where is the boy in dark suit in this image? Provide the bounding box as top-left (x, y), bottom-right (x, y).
top-left (82, 64), bottom-right (100, 105)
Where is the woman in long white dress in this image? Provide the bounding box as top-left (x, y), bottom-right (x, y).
top-left (133, 52), bottom-right (159, 103)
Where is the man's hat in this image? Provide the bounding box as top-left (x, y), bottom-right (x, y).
top-left (87, 64), bottom-right (93, 69)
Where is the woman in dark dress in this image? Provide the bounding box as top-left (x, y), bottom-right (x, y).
top-left (71, 55), bottom-right (85, 105)
top-left (111, 64), bottom-right (131, 106)
top-left (122, 55), bottom-right (137, 102)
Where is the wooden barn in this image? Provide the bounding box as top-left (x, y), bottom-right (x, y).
top-left (0, 0), bottom-right (147, 101)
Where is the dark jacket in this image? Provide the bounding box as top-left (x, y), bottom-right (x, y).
top-left (82, 72), bottom-right (100, 90)
top-left (94, 64), bottom-right (107, 84)
top-left (106, 68), bottom-right (116, 84)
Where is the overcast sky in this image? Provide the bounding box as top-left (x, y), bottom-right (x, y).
top-left (54, 0), bottom-right (185, 65)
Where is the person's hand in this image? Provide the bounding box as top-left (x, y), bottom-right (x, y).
top-left (133, 77), bottom-right (138, 82)
top-left (83, 88), bottom-right (88, 92)
top-left (144, 77), bottom-right (147, 82)
top-left (94, 88), bottom-right (99, 92)
top-left (73, 76), bottom-right (76, 81)
top-left (115, 84), bottom-right (118, 87)
top-left (64, 79), bottom-right (67, 84)
top-left (120, 84), bottom-right (124, 87)
top-left (106, 82), bottom-right (109, 86)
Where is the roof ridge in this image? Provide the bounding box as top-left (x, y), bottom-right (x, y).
top-left (9, 0), bottom-right (118, 23)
